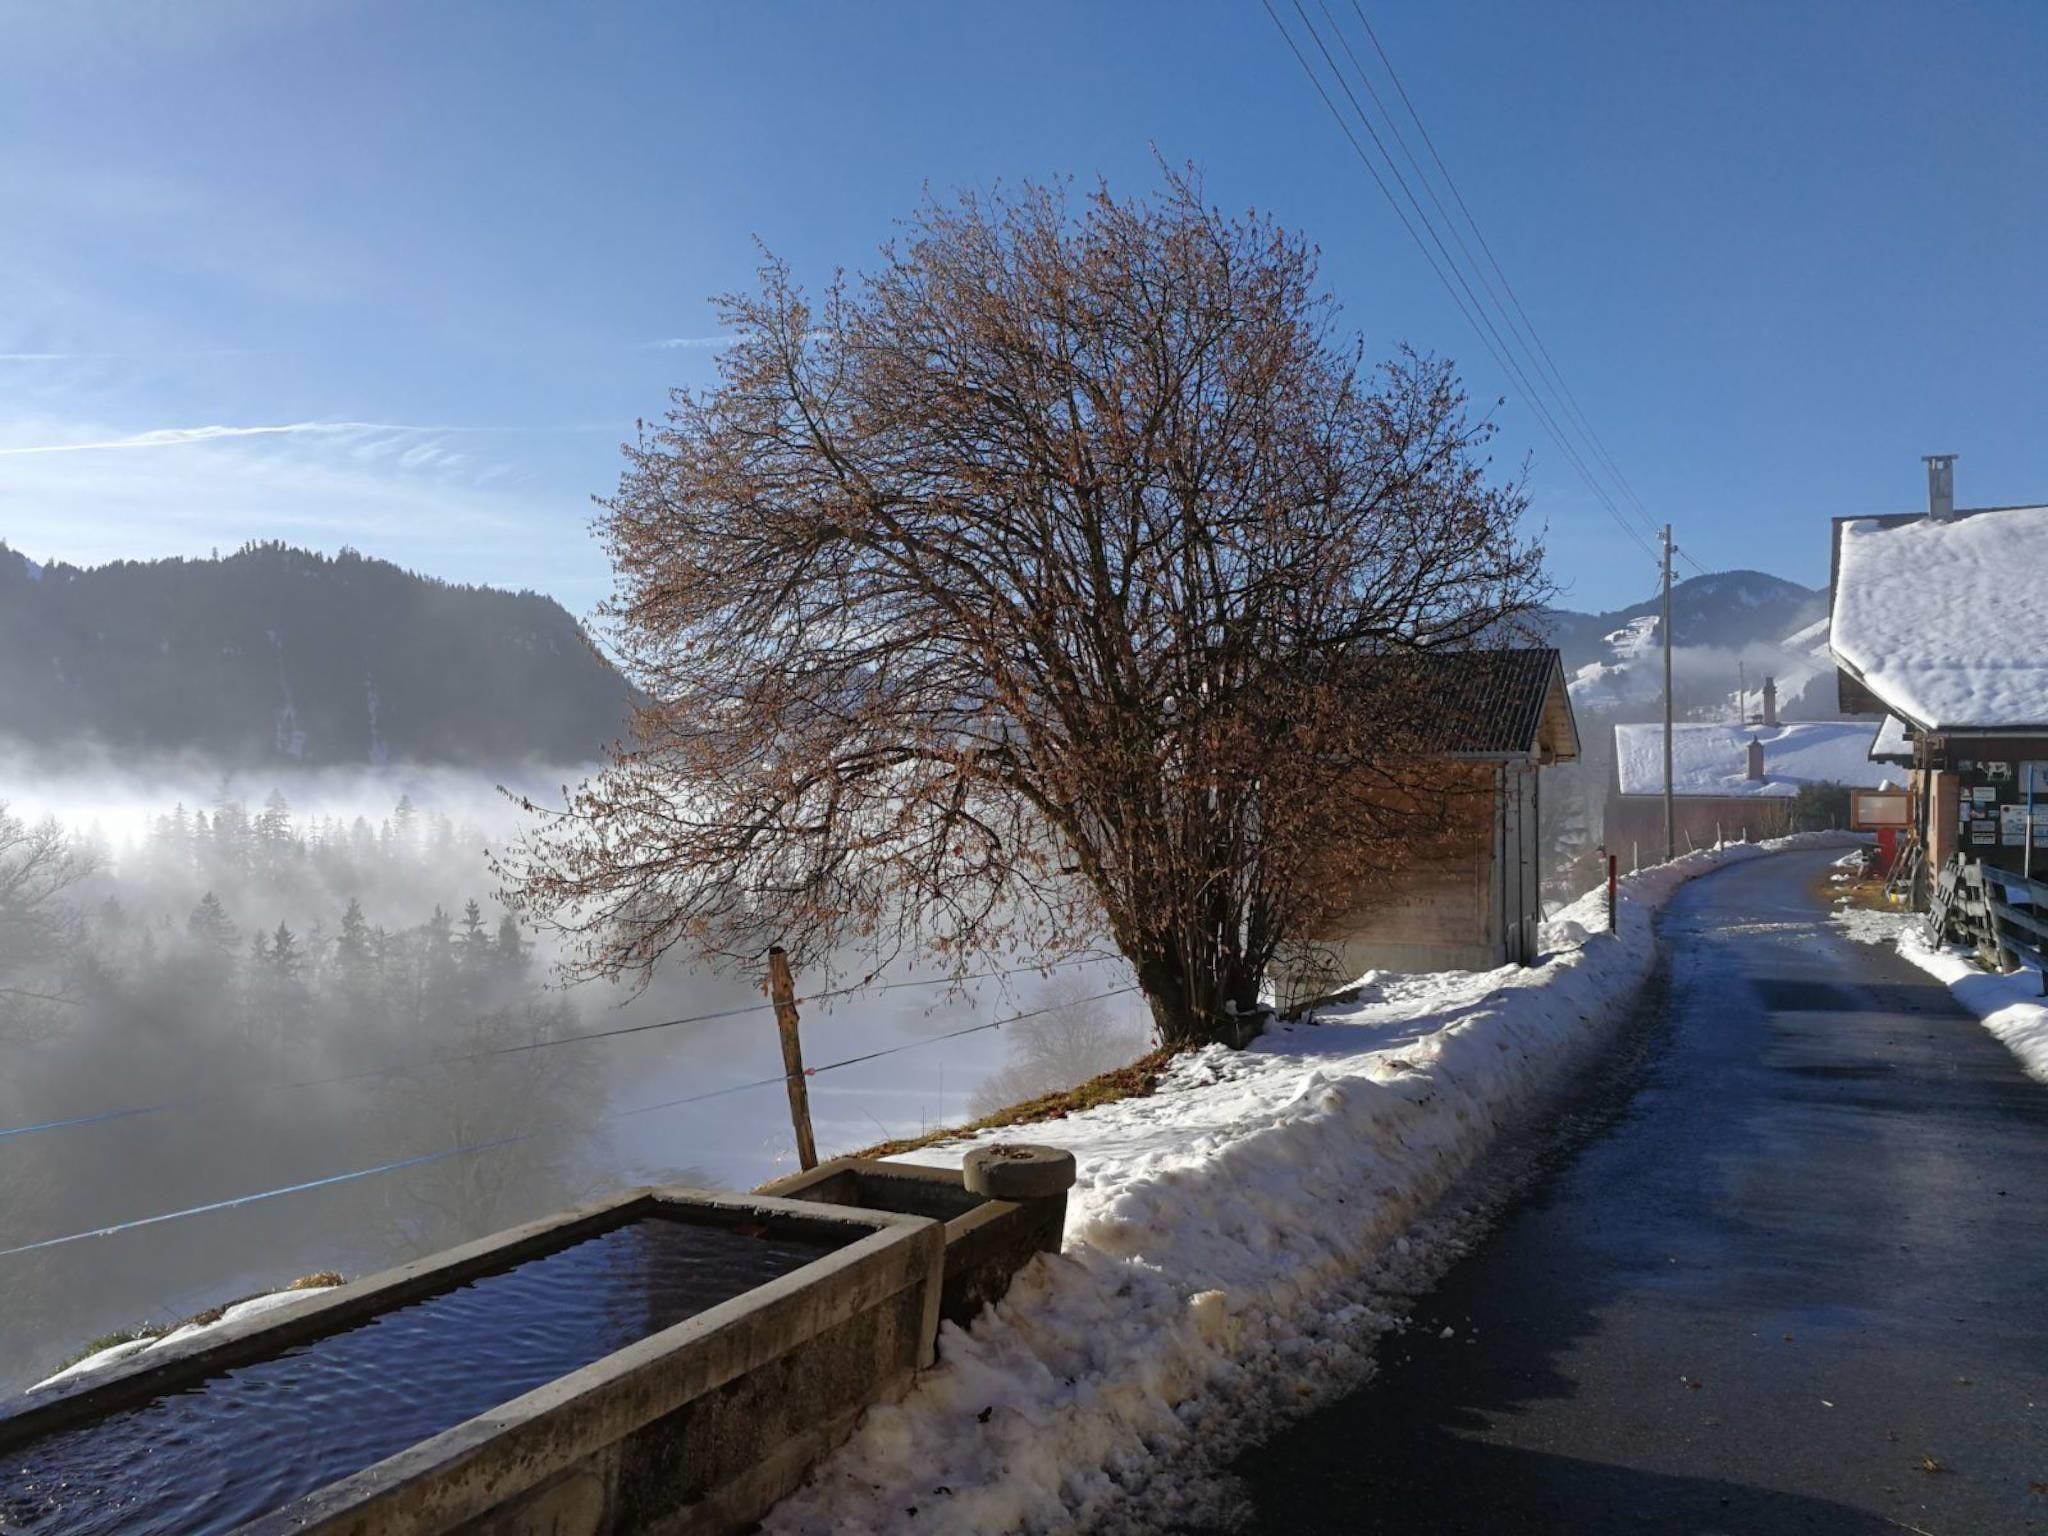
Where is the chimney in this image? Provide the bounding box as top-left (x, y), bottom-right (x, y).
top-left (1746, 737), bottom-right (1765, 782)
top-left (1762, 675), bottom-right (1777, 727)
top-left (1924, 453), bottom-right (1957, 521)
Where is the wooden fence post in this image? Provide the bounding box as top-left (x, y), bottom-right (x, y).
top-left (1607, 853), bottom-right (1617, 933)
top-left (766, 947), bottom-right (818, 1170)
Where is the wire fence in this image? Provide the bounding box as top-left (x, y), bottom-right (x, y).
top-left (0, 983), bottom-right (1142, 1260)
top-left (0, 952), bottom-right (1125, 1142)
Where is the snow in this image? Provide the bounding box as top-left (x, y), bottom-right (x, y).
top-left (1831, 505), bottom-right (2048, 729)
top-left (1828, 902), bottom-right (1910, 946)
top-left (763, 833), bottom-right (1865, 1536)
top-left (28, 1285), bottom-right (338, 1394)
top-left (1614, 720), bottom-right (1897, 798)
top-left (1895, 927), bottom-right (2048, 1085)
top-left (1869, 712), bottom-right (1911, 762)
top-left (1566, 617), bottom-right (1659, 709)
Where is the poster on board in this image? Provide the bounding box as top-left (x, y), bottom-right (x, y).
top-left (1972, 818), bottom-right (1998, 845)
top-left (2001, 805), bottom-right (2029, 846)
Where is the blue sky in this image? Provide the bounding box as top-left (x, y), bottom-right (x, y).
top-left (2, 0), bottom-right (2041, 616)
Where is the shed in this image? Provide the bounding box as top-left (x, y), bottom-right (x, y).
top-left (1302, 648), bottom-right (1580, 989)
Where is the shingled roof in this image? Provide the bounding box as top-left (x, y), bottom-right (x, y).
top-left (1378, 647), bottom-right (1579, 759)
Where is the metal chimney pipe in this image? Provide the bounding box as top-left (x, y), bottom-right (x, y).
top-left (1924, 454), bottom-right (1956, 521)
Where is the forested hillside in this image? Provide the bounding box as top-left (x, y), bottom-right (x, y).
top-left (0, 543), bottom-right (635, 765)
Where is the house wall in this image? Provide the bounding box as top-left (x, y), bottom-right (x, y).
top-left (1603, 793), bottom-right (1793, 865)
top-left (1923, 769), bottom-right (1958, 872)
top-left (1298, 761), bottom-right (1538, 995)
top-left (1923, 737), bottom-right (2048, 875)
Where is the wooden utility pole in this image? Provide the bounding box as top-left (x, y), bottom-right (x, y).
top-left (1662, 523), bottom-right (1676, 863)
top-left (766, 946), bottom-right (818, 1170)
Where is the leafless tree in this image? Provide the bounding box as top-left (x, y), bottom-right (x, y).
top-left (501, 171), bottom-right (1546, 1047)
top-left (0, 803), bottom-right (95, 1040)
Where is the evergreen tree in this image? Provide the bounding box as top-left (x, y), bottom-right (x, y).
top-left (458, 899), bottom-right (490, 971)
top-left (495, 913), bottom-right (529, 978)
top-left (186, 891), bottom-right (239, 956)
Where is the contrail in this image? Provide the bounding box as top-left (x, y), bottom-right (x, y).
top-left (0, 422), bottom-right (464, 456)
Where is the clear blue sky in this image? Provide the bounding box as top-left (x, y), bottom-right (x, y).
top-left (2, 0), bottom-right (2041, 616)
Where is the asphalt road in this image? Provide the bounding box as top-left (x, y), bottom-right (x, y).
top-left (1198, 849), bottom-right (2048, 1535)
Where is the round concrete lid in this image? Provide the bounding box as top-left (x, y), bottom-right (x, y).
top-left (961, 1143), bottom-right (1077, 1200)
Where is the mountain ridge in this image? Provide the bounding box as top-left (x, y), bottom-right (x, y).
top-left (0, 542), bottom-right (637, 766)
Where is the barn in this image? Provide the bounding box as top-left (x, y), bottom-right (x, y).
top-left (1300, 647), bottom-right (1580, 991)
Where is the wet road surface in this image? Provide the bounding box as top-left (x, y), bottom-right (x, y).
top-left (1202, 849), bottom-right (2048, 1535)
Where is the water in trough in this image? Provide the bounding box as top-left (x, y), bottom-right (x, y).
top-left (2, 1214), bottom-right (848, 1535)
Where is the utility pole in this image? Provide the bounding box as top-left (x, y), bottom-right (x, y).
top-left (1662, 524), bottom-right (1676, 862)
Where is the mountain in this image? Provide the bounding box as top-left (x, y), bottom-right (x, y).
top-left (0, 542), bottom-right (637, 765)
top-left (1535, 570), bottom-right (1831, 720)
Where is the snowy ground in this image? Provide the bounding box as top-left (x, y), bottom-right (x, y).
top-left (1825, 882), bottom-right (2048, 1084)
top-left (1894, 926), bottom-right (2048, 1085)
top-left (763, 833), bottom-right (1864, 1536)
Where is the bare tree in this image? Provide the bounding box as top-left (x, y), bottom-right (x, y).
top-left (502, 171), bottom-right (1546, 1047)
top-left (0, 803), bottom-right (95, 1040)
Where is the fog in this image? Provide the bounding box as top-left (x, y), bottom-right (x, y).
top-left (0, 755), bottom-right (1150, 1391)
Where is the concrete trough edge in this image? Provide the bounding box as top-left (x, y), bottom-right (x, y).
top-left (233, 1192), bottom-right (944, 1536)
top-left (0, 1187), bottom-right (936, 1464)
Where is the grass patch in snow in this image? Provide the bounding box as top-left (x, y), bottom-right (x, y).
top-left (53, 1327), bottom-right (168, 1374)
top-left (851, 1047), bottom-right (1176, 1159)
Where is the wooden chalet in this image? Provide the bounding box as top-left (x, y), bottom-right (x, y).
top-left (1828, 458), bottom-right (2048, 895)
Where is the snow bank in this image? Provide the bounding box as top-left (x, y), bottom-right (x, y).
top-left (28, 1284), bottom-right (338, 1393)
top-left (1895, 927), bottom-right (2048, 1085)
top-left (1832, 505), bottom-right (2048, 729)
top-left (764, 832), bottom-right (1863, 1535)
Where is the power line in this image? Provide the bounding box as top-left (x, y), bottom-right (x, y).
top-left (1266, 0), bottom-right (1663, 570)
top-left (0, 953), bottom-right (1124, 1144)
top-left (0, 984), bottom-right (1142, 1259)
top-left (1340, 0), bottom-right (1670, 556)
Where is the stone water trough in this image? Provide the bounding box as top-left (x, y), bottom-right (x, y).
top-left (0, 1148), bottom-right (1073, 1536)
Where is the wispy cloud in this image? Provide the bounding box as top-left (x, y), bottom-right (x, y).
top-left (0, 410), bottom-right (607, 604)
top-left (0, 421), bottom-right (466, 457)
top-left (0, 348), bottom-right (266, 364)
top-left (641, 335), bottom-right (737, 351)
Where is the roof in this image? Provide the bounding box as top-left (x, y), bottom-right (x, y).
top-left (1614, 720), bottom-right (1898, 798)
top-left (1869, 713), bottom-right (1912, 764)
top-left (1389, 648), bottom-right (1579, 760)
top-left (1830, 504), bottom-right (2048, 730)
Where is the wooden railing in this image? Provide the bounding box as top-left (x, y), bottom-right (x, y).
top-left (1932, 853), bottom-right (2048, 993)
top-left (1981, 865), bottom-right (2048, 992)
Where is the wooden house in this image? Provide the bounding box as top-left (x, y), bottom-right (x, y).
top-left (1828, 460), bottom-right (2048, 891)
top-left (1603, 704), bottom-right (1894, 860)
top-left (1302, 648), bottom-right (1580, 988)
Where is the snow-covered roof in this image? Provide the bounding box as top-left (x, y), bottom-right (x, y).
top-left (1831, 505), bottom-right (2048, 730)
top-left (1869, 713), bottom-right (1912, 763)
top-left (1614, 720), bottom-right (1899, 798)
